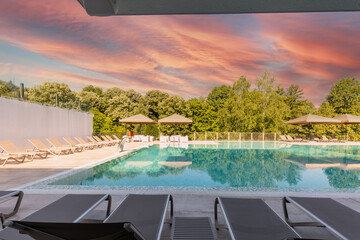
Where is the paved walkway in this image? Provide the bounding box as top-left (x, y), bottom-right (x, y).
top-left (0, 142), bottom-right (147, 189)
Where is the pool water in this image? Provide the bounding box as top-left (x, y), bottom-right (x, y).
top-left (46, 142), bottom-right (360, 191)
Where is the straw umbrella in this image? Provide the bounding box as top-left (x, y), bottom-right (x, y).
top-left (119, 114), bottom-right (157, 135)
top-left (284, 114), bottom-right (341, 140)
top-left (333, 114), bottom-right (360, 141)
top-left (284, 114), bottom-right (341, 125)
top-left (158, 114), bottom-right (192, 124)
top-left (158, 114), bottom-right (192, 136)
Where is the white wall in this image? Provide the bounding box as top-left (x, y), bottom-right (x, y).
top-left (0, 97), bottom-right (93, 149)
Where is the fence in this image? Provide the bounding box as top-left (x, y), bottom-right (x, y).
top-left (187, 132), bottom-right (278, 141)
top-left (94, 131), bottom-right (355, 142)
top-left (185, 132), bottom-right (351, 141)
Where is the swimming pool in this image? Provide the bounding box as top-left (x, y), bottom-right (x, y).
top-left (29, 142), bottom-right (360, 192)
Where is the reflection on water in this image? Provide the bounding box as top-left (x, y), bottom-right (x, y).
top-left (53, 142), bottom-right (360, 190)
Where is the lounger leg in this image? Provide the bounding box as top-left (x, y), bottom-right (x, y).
top-left (282, 197), bottom-right (325, 228)
top-left (0, 214), bottom-right (4, 228)
top-left (3, 191), bottom-right (24, 219)
top-left (214, 197), bottom-right (219, 230)
top-left (164, 195), bottom-right (174, 226)
top-left (105, 195), bottom-right (112, 217)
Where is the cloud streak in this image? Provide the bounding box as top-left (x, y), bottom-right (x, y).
top-left (0, 0), bottom-right (359, 105)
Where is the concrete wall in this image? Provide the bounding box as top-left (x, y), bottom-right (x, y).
top-left (0, 97), bottom-right (93, 149)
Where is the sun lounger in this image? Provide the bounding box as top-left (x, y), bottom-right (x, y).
top-left (105, 135), bottom-right (120, 144)
top-left (28, 139), bottom-right (71, 155)
top-left (101, 135), bottom-right (117, 145)
top-left (93, 136), bottom-right (113, 146)
top-left (75, 136), bottom-right (100, 148)
top-left (133, 135), bottom-right (142, 142)
top-left (87, 136), bottom-right (106, 147)
top-left (2, 194), bottom-right (172, 240)
top-left (46, 138), bottom-right (78, 153)
top-left (286, 135), bottom-right (302, 142)
top-left (283, 196), bottom-right (360, 240)
top-left (105, 194), bottom-right (173, 240)
top-left (63, 137), bottom-right (94, 150)
top-left (215, 197), bottom-right (300, 240)
top-left (279, 135), bottom-right (288, 141)
top-left (0, 154), bottom-right (26, 167)
top-left (0, 194), bottom-right (112, 239)
top-left (0, 141), bottom-right (48, 161)
top-left (0, 191), bottom-right (23, 227)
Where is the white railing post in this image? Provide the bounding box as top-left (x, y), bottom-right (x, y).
top-left (262, 132), bottom-right (265, 141)
top-left (274, 133), bottom-right (276, 141)
top-left (251, 133), bottom-right (253, 141)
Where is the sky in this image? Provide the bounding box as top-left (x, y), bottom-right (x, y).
top-left (0, 1), bottom-right (360, 106)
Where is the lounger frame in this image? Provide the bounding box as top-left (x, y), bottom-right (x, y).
top-left (105, 194), bottom-right (173, 240)
top-left (282, 197), bottom-right (348, 240)
top-left (0, 191), bottom-right (23, 227)
top-left (215, 197), bottom-right (300, 240)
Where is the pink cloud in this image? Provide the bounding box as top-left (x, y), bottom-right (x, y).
top-left (0, 1), bottom-right (359, 106)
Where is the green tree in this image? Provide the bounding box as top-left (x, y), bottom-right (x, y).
top-left (92, 108), bottom-right (115, 132)
top-left (145, 90), bottom-right (170, 120)
top-left (188, 98), bottom-right (219, 132)
top-left (207, 85), bottom-right (235, 112)
top-left (26, 82), bottom-right (78, 109)
top-left (327, 77), bottom-right (360, 114)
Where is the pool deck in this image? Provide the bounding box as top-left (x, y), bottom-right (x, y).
top-left (1, 141), bottom-right (360, 239)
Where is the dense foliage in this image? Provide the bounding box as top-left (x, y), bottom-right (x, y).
top-left (1, 72), bottom-right (360, 137)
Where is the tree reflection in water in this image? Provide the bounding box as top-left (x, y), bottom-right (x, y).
top-left (79, 143), bottom-right (360, 189)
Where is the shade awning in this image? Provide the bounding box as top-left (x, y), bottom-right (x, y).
top-left (284, 114), bottom-right (341, 125)
top-left (158, 114), bottom-right (192, 124)
top-left (119, 114), bottom-right (157, 124)
top-left (333, 114), bottom-right (360, 124)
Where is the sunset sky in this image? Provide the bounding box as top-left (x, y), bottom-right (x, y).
top-left (0, 0), bottom-right (359, 106)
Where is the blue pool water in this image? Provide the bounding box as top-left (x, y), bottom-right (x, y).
top-left (42, 142), bottom-right (360, 192)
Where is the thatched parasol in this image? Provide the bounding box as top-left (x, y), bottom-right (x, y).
top-left (284, 114), bottom-right (341, 125)
top-left (333, 114), bottom-right (360, 124)
top-left (119, 114), bottom-right (157, 124)
top-left (158, 114), bottom-right (192, 124)
top-left (333, 114), bottom-right (360, 141)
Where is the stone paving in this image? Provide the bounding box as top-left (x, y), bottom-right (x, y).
top-left (0, 141), bottom-right (360, 239)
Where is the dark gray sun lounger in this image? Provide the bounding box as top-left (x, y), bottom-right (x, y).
top-left (0, 191), bottom-right (23, 227)
top-left (105, 194), bottom-right (173, 240)
top-left (0, 194), bottom-right (112, 240)
top-left (215, 197), bottom-right (300, 240)
top-left (283, 196), bottom-right (360, 240)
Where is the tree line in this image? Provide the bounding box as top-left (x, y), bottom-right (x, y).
top-left (1, 72), bottom-right (360, 137)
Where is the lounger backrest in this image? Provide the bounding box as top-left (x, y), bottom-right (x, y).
top-left (0, 141), bottom-right (22, 154)
top-left (113, 135), bottom-right (120, 140)
top-left (28, 139), bottom-right (50, 150)
top-left (47, 138), bottom-right (64, 148)
top-left (63, 137), bottom-right (77, 146)
top-left (93, 136), bottom-right (103, 142)
top-left (101, 136), bottom-right (109, 142)
top-left (105, 135), bottom-right (113, 141)
top-left (87, 136), bottom-right (97, 143)
top-left (75, 137), bottom-right (87, 144)
top-left (286, 135), bottom-right (294, 140)
top-left (279, 135), bottom-right (287, 140)
top-left (322, 135), bottom-right (328, 141)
